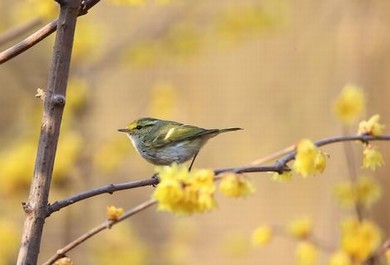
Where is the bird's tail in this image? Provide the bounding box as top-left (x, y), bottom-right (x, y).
top-left (218, 127), bottom-right (243, 134)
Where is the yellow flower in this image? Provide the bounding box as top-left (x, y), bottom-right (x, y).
top-left (153, 164), bottom-right (217, 215)
top-left (295, 241), bottom-right (318, 265)
top-left (54, 257), bottom-right (73, 265)
top-left (293, 139), bottom-right (326, 177)
top-left (328, 250), bottom-right (352, 265)
top-left (358, 114), bottom-right (385, 136)
top-left (362, 145), bottom-right (384, 170)
top-left (314, 150), bottom-right (328, 174)
top-left (219, 173), bottom-right (255, 197)
top-left (341, 218), bottom-right (381, 262)
top-left (106, 206), bottom-right (125, 221)
top-left (251, 225), bottom-right (272, 247)
top-left (333, 84), bottom-right (365, 124)
top-left (271, 171), bottom-right (292, 182)
top-left (287, 217), bottom-right (313, 239)
top-left (0, 220), bottom-right (19, 265)
top-left (334, 176), bottom-right (381, 209)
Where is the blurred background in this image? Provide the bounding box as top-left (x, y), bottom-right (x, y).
top-left (0, 0), bottom-right (389, 264)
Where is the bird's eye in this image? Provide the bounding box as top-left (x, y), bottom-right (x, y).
top-left (136, 125), bottom-right (142, 130)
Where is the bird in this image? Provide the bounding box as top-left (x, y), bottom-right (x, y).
top-left (118, 117), bottom-right (242, 169)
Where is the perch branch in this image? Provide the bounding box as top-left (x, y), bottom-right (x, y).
top-left (46, 134), bottom-right (390, 216)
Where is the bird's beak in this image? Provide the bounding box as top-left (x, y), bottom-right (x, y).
top-left (118, 128), bottom-right (130, 133)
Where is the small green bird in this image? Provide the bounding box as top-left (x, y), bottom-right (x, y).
top-left (118, 117), bottom-right (242, 168)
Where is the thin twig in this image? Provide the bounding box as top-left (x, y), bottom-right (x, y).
top-left (46, 134), bottom-right (390, 216)
top-left (0, 18), bottom-right (42, 46)
top-left (43, 199), bottom-right (157, 265)
top-left (0, 0), bottom-right (100, 64)
top-left (250, 144), bottom-right (295, 165)
top-left (47, 177), bottom-right (158, 216)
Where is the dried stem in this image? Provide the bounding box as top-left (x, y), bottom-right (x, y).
top-left (16, 1), bottom-right (81, 264)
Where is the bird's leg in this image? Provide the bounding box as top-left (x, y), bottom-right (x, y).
top-left (188, 151), bottom-right (199, 172)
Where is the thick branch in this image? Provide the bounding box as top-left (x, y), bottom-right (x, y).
top-left (16, 1), bottom-right (80, 264)
top-left (46, 134), bottom-right (390, 216)
top-left (0, 0), bottom-right (100, 64)
top-left (43, 199), bottom-right (157, 265)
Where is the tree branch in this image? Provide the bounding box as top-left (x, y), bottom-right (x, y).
top-left (46, 134), bottom-right (390, 216)
top-left (0, 0), bottom-right (100, 64)
top-left (0, 18), bottom-right (42, 46)
top-left (16, 1), bottom-right (81, 264)
top-left (43, 199), bottom-right (157, 265)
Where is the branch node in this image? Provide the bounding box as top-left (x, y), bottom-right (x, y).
top-left (22, 202), bottom-right (33, 214)
top-left (52, 94), bottom-right (66, 107)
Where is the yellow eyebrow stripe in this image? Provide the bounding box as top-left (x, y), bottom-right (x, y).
top-left (164, 128), bottom-right (176, 140)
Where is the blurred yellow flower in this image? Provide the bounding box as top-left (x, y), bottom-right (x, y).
top-left (334, 176), bottom-right (381, 209)
top-left (358, 114), bottom-right (385, 136)
top-left (13, 0), bottom-right (58, 22)
top-left (73, 22), bottom-right (104, 62)
top-left (93, 137), bottom-right (130, 174)
top-left (293, 139), bottom-right (326, 177)
top-left (295, 241), bottom-right (318, 265)
top-left (219, 173), bottom-right (255, 197)
top-left (251, 225), bottom-right (272, 247)
top-left (53, 131), bottom-right (83, 182)
top-left (341, 218), bottom-right (381, 262)
top-left (222, 232), bottom-right (250, 258)
top-left (107, 205), bottom-right (124, 221)
top-left (148, 82), bottom-right (178, 118)
top-left (333, 84), bottom-right (365, 124)
top-left (271, 171), bottom-right (292, 182)
top-left (287, 216), bottom-right (313, 239)
top-left (362, 145), bottom-right (384, 171)
top-left (153, 164), bottom-right (217, 215)
top-left (327, 250), bottom-right (352, 265)
top-left (54, 257), bottom-right (74, 265)
top-left (0, 219), bottom-right (19, 265)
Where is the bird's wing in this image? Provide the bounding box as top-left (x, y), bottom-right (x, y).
top-left (150, 124), bottom-right (218, 148)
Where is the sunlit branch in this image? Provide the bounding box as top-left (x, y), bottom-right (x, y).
top-left (46, 134), bottom-right (390, 216)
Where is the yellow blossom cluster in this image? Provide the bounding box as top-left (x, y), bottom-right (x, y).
top-left (153, 164), bottom-right (217, 215)
top-left (340, 218), bottom-right (381, 262)
top-left (333, 84), bottom-right (365, 124)
top-left (362, 145), bottom-right (384, 171)
top-left (295, 241), bottom-right (319, 265)
top-left (293, 139), bottom-right (327, 177)
top-left (251, 225), bottom-right (272, 247)
top-left (358, 114), bottom-right (385, 136)
top-left (334, 176), bottom-right (381, 209)
top-left (271, 171), bottom-right (292, 182)
top-left (287, 216), bottom-right (313, 239)
top-left (219, 173), bottom-right (256, 197)
top-left (106, 206), bottom-right (125, 221)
